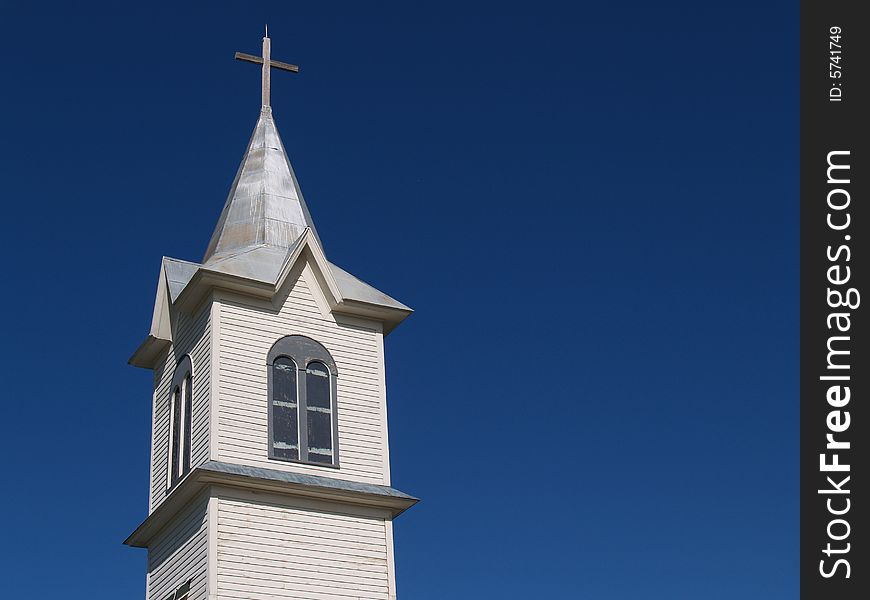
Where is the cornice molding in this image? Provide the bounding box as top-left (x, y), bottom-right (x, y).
top-left (124, 461), bottom-right (418, 548)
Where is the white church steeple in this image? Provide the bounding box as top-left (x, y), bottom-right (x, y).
top-left (125, 31), bottom-right (416, 600)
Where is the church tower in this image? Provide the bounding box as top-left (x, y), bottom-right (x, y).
top-left (125, 33), bottom-right (417, 600)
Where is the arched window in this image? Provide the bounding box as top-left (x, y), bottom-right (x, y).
top-left (305, 361), bottom-right (334, 464)
top-left (267, 336), bottom-right (339, 466)
top-left (168, 356), bottom-right (193, 488)
top-left (271, 357), bottom-right (299, 460)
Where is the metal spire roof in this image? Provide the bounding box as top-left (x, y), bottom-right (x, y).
top-left (202, 106), bottom-right (321, 264)
top-left (193, 106), bottom-right (409, 315)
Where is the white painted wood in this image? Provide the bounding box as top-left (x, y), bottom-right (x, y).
top-left (207, 494), bottom-right (218, 600)
top-left (147, 493), bottom-right (210, 600)
top-left (150, 263), bottom-right (172, 342)
top-left (209, 296), bottom-right (221, 462)
top-left (298, 261), bottom-right (332, 319)
top-left (385, 520), bottom-right (398, 600)
top-left (375, 324), bottom-right (391, 486)
top-left (151, 300), bottom-right (212, 513)
top-left (214, 260), bottom-right (388, 485)
top-left (216, 493), bottom-right (391, 600)
top-left (148, 370), bottom-right (159, 511)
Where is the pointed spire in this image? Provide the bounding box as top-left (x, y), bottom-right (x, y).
top-left (261, 31), bottom-right (271, 108)
top-left (202, 109), bottom-right (321, 265)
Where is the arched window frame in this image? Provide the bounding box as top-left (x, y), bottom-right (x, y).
top-left (267, 335), bottom-right (340, 467)
top-left (270, 356), bottom-right (300, 461)
top-left (168, 355), bottom-right (194, 489)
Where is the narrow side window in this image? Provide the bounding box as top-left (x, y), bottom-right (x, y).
top-left (182, 372), bottom-right (193, 474)
top-left (165, 579), bottom-right (191, 600)
top-left (169, 386), bottom-right (182, 487)
top-left (168, 355), bottom-right (193, 489)
top-left (305, 361), bottom-right (333, 464)
top-left (271, 357), bottom-right (299, 460)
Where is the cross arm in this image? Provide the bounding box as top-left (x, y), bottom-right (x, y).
top-left (235, 52), bottom-right (300, 73)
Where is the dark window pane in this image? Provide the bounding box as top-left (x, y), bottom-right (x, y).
top-left (272, 403), bottom-right (299, 460)
top-left (183, 374), bottom-right (192, 474)
top-left (170, 387), bottom-right (181, 483)
top-left (307, 449), bottom-right (332, 464)
top-left (274, 356), bottom-right (296, 369)
top-left (273, 357), bottom-right (297, 403)
top-left (307, 409), bottom-right (332, 462)
top-left (305, 361), bottom-right (333, 463)
top-left (306, 362), bottom-right (330, 408)
top-left (271, 357), bottom-right (299, 460)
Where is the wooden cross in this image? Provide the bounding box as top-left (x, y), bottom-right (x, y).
top-left (235, 28), bottom-right (299, 108)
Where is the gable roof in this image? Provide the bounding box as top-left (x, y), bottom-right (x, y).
top-left (329, 262), bottom-right (410, 311)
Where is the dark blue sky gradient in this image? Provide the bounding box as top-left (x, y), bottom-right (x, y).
top-left (0, 1), bottom-right (797, 598)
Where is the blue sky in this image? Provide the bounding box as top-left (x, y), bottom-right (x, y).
top-left (0, 1), bottom-right (797, 598)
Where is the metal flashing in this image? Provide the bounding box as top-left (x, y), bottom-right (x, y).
top-left (199, 460), bottom-right (414, 498)
top-left (329, 262), bottom-right (411, 312)
top-left (124, 460), bottom-right (418, 547)
top-left (163, 258), bottom-right (200, 303)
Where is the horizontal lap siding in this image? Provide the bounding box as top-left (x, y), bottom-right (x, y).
top-left (216, 497), bottom-right (390, 600)
top-left (148, 495), bottom-right (209, 600)
top-left (217, 270), bottom-right (386, 484)
top-left (150, 301), bottom-right (212, 512)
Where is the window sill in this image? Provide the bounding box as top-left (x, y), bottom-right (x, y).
top-left (267, 454), bottom-right (341, 470)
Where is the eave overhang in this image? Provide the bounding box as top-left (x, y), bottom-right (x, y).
top-left (129, 230), bottom-right (412, 369)
top-left (124, 460), bottom-right (418, 548)
top-left (128, 334), bottom-right (171, 369)
top-left (336, 299), bottom-right (411, 334)
top-left (172, 235), bottom-right (412, 329)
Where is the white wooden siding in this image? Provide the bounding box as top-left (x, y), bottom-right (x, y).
top-left (216, 265), bottom-right (387, 485)
top-left (150, 300), bottom-right (212, 512)
top-left (148, 493), bottom-right (210, 600)
top-left (216, 495), bottom-right (391, 600)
